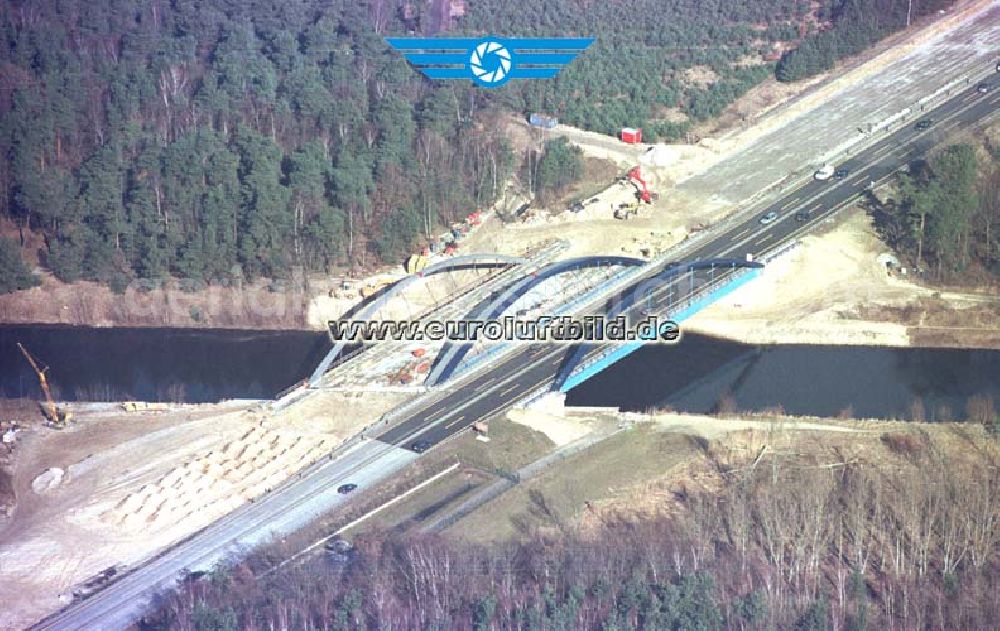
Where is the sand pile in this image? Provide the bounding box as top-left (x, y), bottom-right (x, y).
top-left (31, 468), bottom-right (64, 494)
top-left (508, 408), bottom-right (593, 446)
top-left (104, 423), bottom-right (333, 532)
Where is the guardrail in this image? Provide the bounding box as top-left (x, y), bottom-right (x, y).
top-left (688, 65), bottom-right (996, 249)
top-left (356, 68), bottom-right (1000, 441)
top-left (452, 261), bottom-right (651, 378)
top-left (556, 265), bottom-right (762, 393)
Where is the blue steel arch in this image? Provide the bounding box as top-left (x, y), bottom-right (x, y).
top-left (425, 255), bottom-right (646, 386)
top-left (309, 253), bottom-right (526, 386)
top-left (553, 257), bottom-right (764, 391)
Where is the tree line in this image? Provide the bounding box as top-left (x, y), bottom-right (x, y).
top-left (139, 425), bottom-right (1000, 631)
top-left (0, 0), bottom-right (964, 295)
top-left (0, 0), bottom-right (513, 290)
top-left (467, 0), bottom-right (808, 141)
top-left (776, 0), bottom-right (956, 82)
top-left (872, 143), bottom-right (1000, 280)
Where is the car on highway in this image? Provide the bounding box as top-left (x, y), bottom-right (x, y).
top-left (759, 211), bottom-right (779, 225)
top-left (794, 210), bottom-right (811, 222)
top-left (410, 439), bottom-right (433, 453)
top-left (813, 164), bottom-right (835, 181)
top-left (914, 119), bottom-right (934, 130)
top-left (835, 168), bottom-right (850, 178)
top-left (977, 82), bottom-right (991, 94)
top-left (337, 483), bottom-right (357, 494)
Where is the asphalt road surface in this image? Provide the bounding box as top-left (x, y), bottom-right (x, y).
top-left (378, 80), bottom-right (1000, 450)
top-left (32, 441), bottom-right (418, 630)
top-left (34, 81), bottom-right (997, 631)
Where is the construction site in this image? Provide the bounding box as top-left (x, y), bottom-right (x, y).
top-left (1, 1), bottom-right (999, 628)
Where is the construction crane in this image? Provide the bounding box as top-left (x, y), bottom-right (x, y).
top-left (17, 343), bottom-right (71, 428)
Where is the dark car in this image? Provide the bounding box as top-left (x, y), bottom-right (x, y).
top-left (976, 82), bottom-right (991, 94)
top-left (410, 439), bottom-right (433, 453)
top-left (794, 210), bottom-right (811, 222)
top-left (569, 201), bottom-right (585, 213)
top-left (834, 168), bottom-right (849, 178)
top-left (324, 538), bottom-right (354, 565)
top-left (914, 119), bottom-right (934, 130)
top-left (325, 538), bottom-right (353, 554)
top-left (337, 483), bottom-right (357, 494)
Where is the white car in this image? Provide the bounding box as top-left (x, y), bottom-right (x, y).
top-left (813, 165), bottom-right (835, 181)
top-left (759, 211), bottom-right (778, 225)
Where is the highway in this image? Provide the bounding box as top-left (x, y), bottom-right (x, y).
top-left (378, 79), bottom-right (1000, 448)
top-left (33, 79), bottom-right (997, 630)
top-left (32, 441), bottom-right (419, 630)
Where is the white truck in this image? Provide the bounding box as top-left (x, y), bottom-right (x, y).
top-left (813, 164), bottom-right (835, 181)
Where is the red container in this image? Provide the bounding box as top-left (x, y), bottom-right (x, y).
top-left (621, 127), bottom-right (642, 144)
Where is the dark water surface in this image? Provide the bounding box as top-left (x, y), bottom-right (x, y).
top-left (567, 334), bottom-right (1000, 421)
top-left (0, 325), bottom-right (329, 403)
top-left (3, 325), bottom-right (998, 420)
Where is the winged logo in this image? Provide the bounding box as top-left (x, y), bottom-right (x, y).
top-left (385, 36), bottom-right (594, 88)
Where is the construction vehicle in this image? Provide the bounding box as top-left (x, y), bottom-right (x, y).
top-left (360, 277), bottom-right (394, 299)
top-left (614, 201), bottom-right (639, 220)
top-left (17, 343), bottom-right (72, 428)
top-left (404, 254), bottom-right (428, 274)
top-left (625, 166), bottom-right (657, 204)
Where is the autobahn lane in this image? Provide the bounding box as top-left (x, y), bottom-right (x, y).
top-left (34, 441), bottom-right (419, 630)
top-left (35, 79), bottom-right (996, 631)
top-left (376, 81), bottom-right (999, 451)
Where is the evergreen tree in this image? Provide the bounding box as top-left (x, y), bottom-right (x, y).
top-left (0, 236), bottom-right (37, 294)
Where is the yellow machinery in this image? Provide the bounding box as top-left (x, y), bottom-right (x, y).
top-left (404, 254), bottom-right (428, 275)
top-left (360, 279), bottom-right (392, 299)
top-left (17, 343), bottom-right (72, 428)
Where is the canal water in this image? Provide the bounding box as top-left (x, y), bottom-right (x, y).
top-left (566, 335), bottom-right (1000, 422)
top-left (2, 325), bottom-right (998, 421)
top-left (0, 325), bottom-right (329, 403)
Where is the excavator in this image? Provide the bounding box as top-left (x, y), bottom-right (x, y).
top-left (17, 343), bottom-right (72, 428)
top-left (614, 166), bottom-right (658, 220)
top-left (626, 166), bottom-right (657, 204)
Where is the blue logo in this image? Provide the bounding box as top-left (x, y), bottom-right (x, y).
top-left (385, 36), bottom-right (594, 88)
